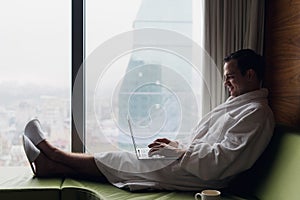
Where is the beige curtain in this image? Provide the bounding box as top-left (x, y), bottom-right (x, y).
top-left (201, 0), bottom-right (265, 114)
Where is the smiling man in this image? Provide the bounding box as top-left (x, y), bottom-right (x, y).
top-left (22, 49), bottom-right (275, 192)
top-left (223, 49), bottom-right (263, 97)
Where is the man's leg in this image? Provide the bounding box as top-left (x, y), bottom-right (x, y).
top-left (34, 140), bottom-right (106, 181)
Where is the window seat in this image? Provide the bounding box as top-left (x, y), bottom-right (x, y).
top-left (61, 178), bottom-right (197, 200)
top-left (0, 167), bottom-right (62, 200)
top-left (0, 168), bottom-right (240, 199)
top-left (1, 125), bottom-right (299, 200)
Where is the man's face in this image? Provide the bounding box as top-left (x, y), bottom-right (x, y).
top-left (223, 60), bottom-right (249, 97)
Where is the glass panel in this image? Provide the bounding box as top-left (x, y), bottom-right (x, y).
top-left (85, 0), bottom-right (204, 153)
top-left (0, 0), bottom-right (71, 166)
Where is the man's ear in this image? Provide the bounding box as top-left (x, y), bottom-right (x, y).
top-left (246, 69), bottom-right (256, 80)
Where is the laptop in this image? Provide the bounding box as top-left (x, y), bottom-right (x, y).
top-left (127, 118), bottom-right (178, 160)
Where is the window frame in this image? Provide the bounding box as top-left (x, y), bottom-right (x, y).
top-left (72, 0), bottom-right (85, 153)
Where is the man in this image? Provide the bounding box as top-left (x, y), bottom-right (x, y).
top-left (23, 49), bottom-right (274, 191)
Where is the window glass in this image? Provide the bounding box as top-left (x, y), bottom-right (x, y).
top-left (0, 0), bottom-right (71, 166)
top-left (85, 0), bottom-right (203, 153)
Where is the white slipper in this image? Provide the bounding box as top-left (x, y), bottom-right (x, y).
top-left (24, 119), bottom-right (46, 145)
top-left (22, 135), bottom-right (40, 175)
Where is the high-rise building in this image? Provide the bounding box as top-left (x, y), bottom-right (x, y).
top-left (117, 0), bottom-right (194, 150)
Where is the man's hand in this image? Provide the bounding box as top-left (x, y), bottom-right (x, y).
top-left (148, 138), bottom-right (186, 158)
top-left (148, 138), bottom-right (178, 148)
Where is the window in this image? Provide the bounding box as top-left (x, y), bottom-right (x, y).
top-left (0, 1), bottom-right (71, 166)
top-left (0, 1), bottom-right (204, 165)
top-left (84, 0), bottom-right (204, 154)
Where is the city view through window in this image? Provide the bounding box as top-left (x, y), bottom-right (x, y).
top-left (85, 0), bottom-right (204, 154)
top-left (0, 0), bottom-right (204, 166)
top-left (0, 1), bottom-right (71, 166)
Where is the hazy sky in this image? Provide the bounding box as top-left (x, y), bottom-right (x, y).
top-left (0, 0), bottom-right (201, 88)
top-left (0, 0), bottom-right (142, 88)
top-left (0, 1), bottom-right (71, 87)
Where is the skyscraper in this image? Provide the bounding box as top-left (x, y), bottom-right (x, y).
top-left (117, 0), bottom-right (195, 150)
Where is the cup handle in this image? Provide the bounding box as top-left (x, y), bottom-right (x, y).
top-left (194, 193), bottom-right (202, 200)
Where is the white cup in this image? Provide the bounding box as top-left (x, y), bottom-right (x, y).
top-left (194, 189), bottom-right (221, 200)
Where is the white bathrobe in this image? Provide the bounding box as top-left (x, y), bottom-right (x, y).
top-left (94, 89), bottom-right (275, 191)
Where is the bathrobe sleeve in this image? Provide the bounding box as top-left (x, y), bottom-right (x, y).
top-left (179, 105), bottom-right (274, 181)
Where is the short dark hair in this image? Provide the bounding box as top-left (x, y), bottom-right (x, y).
top-left (224, 49), bottom-right (264, 81)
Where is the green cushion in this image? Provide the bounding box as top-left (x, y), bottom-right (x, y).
top-left (61, 178), bottom-right (195, 200)
top-left (0, 168), bottom-right (243, 200)
top-left (229, 126), bottom-right (300, 200)
top-left (254, 128), bottom-right (300, 200)
top-left (0, 167), bottom-right (63, 200)
top-left (61, 178), bottom-right (245, 200)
